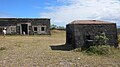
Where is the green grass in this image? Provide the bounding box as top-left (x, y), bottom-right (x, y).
top-left (0, 30), bottom-right (120, 67)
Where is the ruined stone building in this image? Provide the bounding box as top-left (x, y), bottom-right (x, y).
top-left (0, 18), bottom-right (51, 35)
top-left (66, 20), bottom-right (118, 49)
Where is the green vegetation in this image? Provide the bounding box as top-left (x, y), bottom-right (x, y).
top-left (73, 45), bottom-right (120, 56)
top-left (74, 32), bottom-right (120, 56)
top-left (50, 24), bottom-right (65, 30)
top-left (85, 45), bottom-right (117, 55)
top-left (118, 35), bottom-right (120, 44)
top-left (94, 32), bottom-right (109, 45)
top-left (85, 32), bottom-right (111, 55)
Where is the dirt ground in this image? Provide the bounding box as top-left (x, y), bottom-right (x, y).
top-left (0, 31), bottom-right (120, 67)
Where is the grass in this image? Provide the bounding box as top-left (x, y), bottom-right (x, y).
top-left (0, 30), bottom-right (120, 67)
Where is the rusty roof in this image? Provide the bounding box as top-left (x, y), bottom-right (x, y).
top-left (69, 20), bottom-right (115, 24)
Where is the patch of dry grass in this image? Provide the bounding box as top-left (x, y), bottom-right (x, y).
top-left (0, 30), bottom-right (119, 67)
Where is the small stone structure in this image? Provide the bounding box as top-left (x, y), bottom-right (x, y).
top-left (0, 18), bottom-right (51, 35)
top-left (66, 20), bottom-right (118, 49)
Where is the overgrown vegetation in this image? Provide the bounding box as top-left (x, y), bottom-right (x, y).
top-left (73, 45), bottom-right (120, 56)
top-left (74, 32), bottom-right (120, 56)
top-left (85, 45), bottom-right (116, 55)
top-left (94, 32), bottom-right (109, 46)
top-left (86, 32), bottom-right (111, 55)
top-left (118, 35), bottom-right (120, 44)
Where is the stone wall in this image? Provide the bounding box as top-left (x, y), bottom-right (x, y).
top-left (66, 21), bottom-right (118, 49)
top-left (66, 24), bottom-right (75, 48)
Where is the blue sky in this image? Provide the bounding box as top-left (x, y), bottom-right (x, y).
top-left (0, 0), bottom-right (60, 17)
top-left (0, 0), bottom-right (120, 26)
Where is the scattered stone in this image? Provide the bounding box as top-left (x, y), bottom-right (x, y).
top-left (77, 58), bottom-right (81, 60)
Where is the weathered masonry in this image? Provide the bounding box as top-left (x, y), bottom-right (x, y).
top-left (66, 20), bottom-right (118, 49)
top-left (0, 18), bottom-right (51, 35)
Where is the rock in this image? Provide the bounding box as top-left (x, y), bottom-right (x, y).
top-left (77, 58), bottom-right (81, 60)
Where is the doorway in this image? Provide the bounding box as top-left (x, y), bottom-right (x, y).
top-left (84, 35), bottom-right (94, 48)
top-left (0, 28), bottom-right (2, 34)
top-left (21, 24), bottom-right (28, 34)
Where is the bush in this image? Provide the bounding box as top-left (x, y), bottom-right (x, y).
top-left (85, 45), bottom-right (113, 55)
top-left (118, 35), bottom-right (120, 44)
top-left (73, 48), bottom-right (82, 52)
top-left (0, 46), bottom-right (7, 51)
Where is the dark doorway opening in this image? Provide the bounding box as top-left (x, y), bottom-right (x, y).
top-left (21, 24), bottom-right (28, 34)
top-left (86, 35), bottom-right (91, 40)
top-left (34, 27), bottom-right (37, 31)
top-left (0, 28), bottom-right (2, 34)
top-left (84, 35), bottom-right (94, 48)
top-left (41, 27), bottom-right (45, 31)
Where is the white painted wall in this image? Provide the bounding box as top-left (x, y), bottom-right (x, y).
top-left (40, 26), bottom-right (47, 34)
top-left (32, 25), bottom-right (47, 34)
top-left (6, 26), bottom-right (16, 34)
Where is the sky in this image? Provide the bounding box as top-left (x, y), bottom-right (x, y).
top-left (0, 0), bottom-right (120, 26)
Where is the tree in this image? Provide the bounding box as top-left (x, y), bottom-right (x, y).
top-left (50, 24), bottom-right (57, 29)
top-left (50, 24), bottom-right (66, 30)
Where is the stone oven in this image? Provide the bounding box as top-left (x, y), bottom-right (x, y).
top-left (66, 20), bottom-right (118, 49)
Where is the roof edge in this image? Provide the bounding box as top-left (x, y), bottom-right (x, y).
top-left (68, 20), bottom-right (116, 25)
top-left (0, 18), bottom-right (50, 20)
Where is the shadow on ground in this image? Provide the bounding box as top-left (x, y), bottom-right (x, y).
top-left (50, 44), bottom-right (73, 51)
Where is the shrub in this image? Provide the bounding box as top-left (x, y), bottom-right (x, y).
top-left (82, 32), bottom-right (114, 55)
top-left (73, 48), bottom-right (82, 52)
top-left (85, 45), bottom-right (113, 55)
top-left (0, 46), bottom-right (7, 51)
top-left (118, 35), bottom-right (120, 44)
top-left (94, 32), bottom-right (109, 46)
top-left (73, 32), bottom-right (119, 56)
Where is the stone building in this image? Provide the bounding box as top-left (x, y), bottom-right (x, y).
top-left (0, 18), bottom-right (51, 35)
top-left (66, 20), bottom-right (118, 49)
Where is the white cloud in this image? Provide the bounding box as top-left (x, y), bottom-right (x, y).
top-left (40, 0), bottom-right (120, 26)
